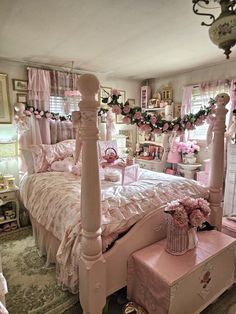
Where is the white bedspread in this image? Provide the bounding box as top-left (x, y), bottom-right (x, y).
top-left (20, 170), bottom-right (208, 292)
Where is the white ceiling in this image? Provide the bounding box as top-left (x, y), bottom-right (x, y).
top-left (0, 0), bottom-right (235, 80)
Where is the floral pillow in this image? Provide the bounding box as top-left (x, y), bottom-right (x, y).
top-left (41, 139), bottom-right (76, 165)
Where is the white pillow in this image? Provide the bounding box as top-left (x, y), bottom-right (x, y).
top-left (50, 157), bottom-right (74, 172)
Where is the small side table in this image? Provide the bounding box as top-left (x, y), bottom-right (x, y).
top-left (178, 163), bottom-right (201, 180)
top-left (0, 187), bottom-right (20, 230)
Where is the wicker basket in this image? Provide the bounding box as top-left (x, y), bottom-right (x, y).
top-left (166, 216), bottom-right (198, 255)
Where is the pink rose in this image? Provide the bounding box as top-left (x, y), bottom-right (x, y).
top-left (185, 121), bottom-right (192, 130)
top-left (25, 110), bottom-right (31, 116)
top-left (189, 209), bottom-right (205, 227)
top-left (173, 124), bottom-right (179, 131)
top-left (173, 207), bottom-right (188, 228)
top-left (162, 123), bottom-right (169, 131)
top-left (35, 114), bottom-right (42, 119)
top-left (45, 112), bottom-right (52, 119)
top-left (123, 105), bottom-right (130, 114)
top-left (123, 116), bottom-right (131, 124)
top-left (154, 128), bottom-right (162, 135)
top-left (134, 111), bottom-right (142, 120)
top-left (112, 105), bottom-right (122, 115)
top-left (150, 116), bottom-right (157, 125)
top-left (29, 107), bottom-right (34, 113)
top-left (34, 110), bottom-right (39, 115)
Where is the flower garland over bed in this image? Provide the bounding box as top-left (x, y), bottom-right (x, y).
top-left (15, 88), bottom-right (221, 135)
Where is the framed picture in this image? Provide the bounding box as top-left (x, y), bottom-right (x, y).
top-left (127, 98), bottom-right (135, 107)
top-left (99, 86), bottom-right (112, 106)
top-left (16, 93), bottom-right (27, 103)
top-left (116, 114), bottom-right (124, 124)
top-left (12, 79), bottom-right (28, 91)
top-left (0, 73), bottom-right (11, 124)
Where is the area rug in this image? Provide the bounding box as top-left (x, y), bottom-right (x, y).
top-left (0, 227), bottom-right (78, 314)
top-left (1, 228), bottom-right (236, 314)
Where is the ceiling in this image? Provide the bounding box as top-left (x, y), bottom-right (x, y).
top-left (0, 0), bottom-right (235, 80)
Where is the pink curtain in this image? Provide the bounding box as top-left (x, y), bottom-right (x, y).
top-left (181, 86), bottom-right (193, 117)
top-left (50, 120), bottom-right (76, 144)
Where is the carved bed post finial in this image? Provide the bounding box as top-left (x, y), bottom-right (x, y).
top-left (209, 93), bottom-right (229, 230)
top-left (78, 74), bottom-right (106, 314)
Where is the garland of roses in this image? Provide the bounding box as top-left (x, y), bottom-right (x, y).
top-left (21, 95), bottom-right (218, 134)
top-left (99, 94), bottom-right (217, 135)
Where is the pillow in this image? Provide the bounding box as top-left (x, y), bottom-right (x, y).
top-left (30, 145), bottom-right (48, 173)
top-left (50, 157), bottom-right (74, 172)
top-left (41, 139), bottom-right (76, 165)
top-left (20, 148), bottom-right (35, 174)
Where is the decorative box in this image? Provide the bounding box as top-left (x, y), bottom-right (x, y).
top-left (196, 171), bottom-right (209, 186)
top-left (128, 231), bottom-right (236, 314)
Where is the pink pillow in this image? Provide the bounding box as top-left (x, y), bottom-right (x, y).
top-left (41, 139), bottom-right (76, 165)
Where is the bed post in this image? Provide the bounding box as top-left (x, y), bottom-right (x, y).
top-left (209, 94), bottom-right (228, 230)
top-left (78, 74), bottom-right (106, 314)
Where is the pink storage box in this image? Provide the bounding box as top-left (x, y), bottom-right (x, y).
top-left (222, 217), bottom-right (236, 238)
top-left (196, 171), bottom-right (209, 186)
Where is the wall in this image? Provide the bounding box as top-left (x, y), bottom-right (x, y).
top-left (150, 59), bottom-right (236, 102)
top-left (149, 60), bottom-right (236, 166)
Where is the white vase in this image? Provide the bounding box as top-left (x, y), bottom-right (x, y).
top-left (182, 154), bottom-right (197, 164)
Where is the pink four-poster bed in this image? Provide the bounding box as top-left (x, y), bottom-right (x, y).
top-left (20, 74), bottom-right (228, 314)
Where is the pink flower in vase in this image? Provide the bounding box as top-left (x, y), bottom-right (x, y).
top-left (134, 111), bottom-right (142, 120)
top-left (123, 105), bottom-right (131, 114)
top-left (123, 116), bottom-right (131, 124)
top-left (162, 123), bottom-right (169, 132)
top-left (189, 209), bottom-right (205, 227)
top-left (172, 207), bottom-right (188, 228)
top-left (112, 105), bottom-right (122, 115)
top-left (150, 115), bottom-right (157, 125)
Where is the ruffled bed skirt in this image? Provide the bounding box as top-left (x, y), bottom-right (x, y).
top-left (30, 216), bottom-right (79, 294)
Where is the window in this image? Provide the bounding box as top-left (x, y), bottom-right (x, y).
top-left (188, 85), bottom-right (231, 141)
top-left (49, 95), bottom-right (81, 116)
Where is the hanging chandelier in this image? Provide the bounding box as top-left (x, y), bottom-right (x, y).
top-left (192, 0), bottom-right (236, 59)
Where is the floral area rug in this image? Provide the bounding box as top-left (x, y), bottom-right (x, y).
top-left (0, 227), bottom-right (78, 314)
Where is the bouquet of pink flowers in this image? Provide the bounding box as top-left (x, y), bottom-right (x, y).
top-left (164, 196), bottom-right (211, 229)
top-left (177, 141), bottom-right (200, 155)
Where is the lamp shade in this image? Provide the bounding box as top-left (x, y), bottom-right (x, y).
top-left (0, 141), bottom-right (18, 158)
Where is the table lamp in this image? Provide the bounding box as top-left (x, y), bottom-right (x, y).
top-left (0, 141), bottom-right (18, 175)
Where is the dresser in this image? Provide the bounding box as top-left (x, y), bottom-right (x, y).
top-left (224, 143), bottom-right (236, 216)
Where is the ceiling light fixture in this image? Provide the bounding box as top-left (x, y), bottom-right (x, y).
top-left (192, 0), bottom-right (236, 58)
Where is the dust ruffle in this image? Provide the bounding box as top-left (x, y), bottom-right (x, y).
top-left (30, 216), bottom-right (80, 294)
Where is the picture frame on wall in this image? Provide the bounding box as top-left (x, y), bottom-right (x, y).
top-left (16, 93), bottom-right (27, 103)
top-left (12, 79), bottom-right (28, 91)
top-left (116, 114), bottom-right (124, 124)
top-left (99, 86), bottom-right (112, 106)
top-left (0, 73), bottom-right (11, 124)
top-left (127, 98), bottom-right (135, 107)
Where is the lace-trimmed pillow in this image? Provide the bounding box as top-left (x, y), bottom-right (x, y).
top-left (41, 139), bottom-right (76, 166)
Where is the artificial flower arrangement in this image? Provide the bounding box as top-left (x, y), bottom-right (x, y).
top-left (164, 196), bottom-right (211, 229)
top-left (177, 141), bottom-right (200, 156)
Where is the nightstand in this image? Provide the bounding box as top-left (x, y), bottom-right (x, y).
top-left (0, 188), bottom-right (20, 231)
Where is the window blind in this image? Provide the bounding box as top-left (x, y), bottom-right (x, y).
top-left (49, 95), bottom-right (81, 115)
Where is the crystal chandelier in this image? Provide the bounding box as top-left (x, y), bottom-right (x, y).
top-left (192, 0), bottom-right (236, 58)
